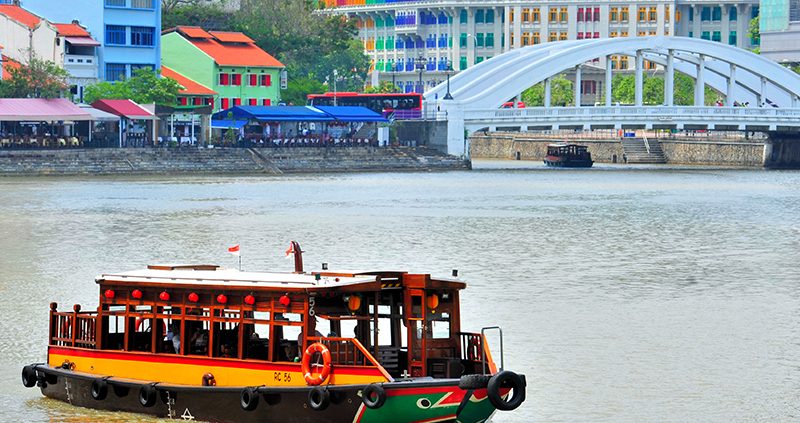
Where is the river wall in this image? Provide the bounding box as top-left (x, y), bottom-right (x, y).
top-left (0, 147), bottom-right (470, 176)
top-left (470, 132), bottom-right (769, 167)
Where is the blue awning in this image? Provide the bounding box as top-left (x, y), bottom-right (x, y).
top-left (315, 106), bottom-right (389, 122)
top-left (212, 106), bottom-right (333, 122)
top-left (211, 119), bottom-right (247, 129)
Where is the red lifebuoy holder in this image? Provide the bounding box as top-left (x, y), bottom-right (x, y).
top-left (301, 342), bottom-right (332, 386)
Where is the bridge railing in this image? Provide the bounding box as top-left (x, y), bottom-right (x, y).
top-left (464, 106), bottom-right (800, 121)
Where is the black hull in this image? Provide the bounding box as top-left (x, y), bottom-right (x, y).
top-left (36, 366), bottom-right (367, 423)
top-left (543, 158), bottom-right (594, 168)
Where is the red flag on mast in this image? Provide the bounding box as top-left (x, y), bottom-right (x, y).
top-left (228, 244), bottom-right (240, 256)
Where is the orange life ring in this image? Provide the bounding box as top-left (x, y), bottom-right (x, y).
top-left (301, 342), bottom-right (332, 386)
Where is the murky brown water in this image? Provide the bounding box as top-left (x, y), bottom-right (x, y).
top-left (2, 161), bottom-right (799, 422)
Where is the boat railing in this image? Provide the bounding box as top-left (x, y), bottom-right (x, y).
top-left (458, 331), bottom-right (496, 374)
top-left (306, 336), bottom-right (385, 370)
top-left (49, 304), bottom-right (97, 349)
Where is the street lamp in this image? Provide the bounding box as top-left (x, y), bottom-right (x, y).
top-left (443, 59), bottom-right (453, 100)
top-left (332, 69), bottom-right (339, 106)
top-left (415, 56), bottom-right (427, 95)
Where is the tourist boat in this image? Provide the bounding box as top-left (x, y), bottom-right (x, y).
top-left (22, 242), bottom-right (526, 423)
top-left (544, 143), bottom-right (594, 167)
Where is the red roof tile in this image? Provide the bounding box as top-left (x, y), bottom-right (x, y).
top-left (53, 23), bottom-right (90, 37)
top-left (161, 66), bottom-right (217, 96)
top-left (0, 5), bottom-right (41, 29)
top-left (2, 55), bottom-right (20, 80)
top-left (91, 99), bottom-right (154, 119)
top-left (187, 39), bottom-right (284, 68)
top-left (175, 26), bottom-right (213, 39)
top-left (209, 31), bottom-right (254, 44)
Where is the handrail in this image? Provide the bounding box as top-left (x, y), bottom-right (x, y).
top-left (306, 336), bottom-right (393, 381)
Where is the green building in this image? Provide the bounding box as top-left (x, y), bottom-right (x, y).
top-left (161, 26), bottom-right (284, 112)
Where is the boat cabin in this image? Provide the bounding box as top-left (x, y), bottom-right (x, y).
top-left (546, 143), bottom-right (591, 159)
top-left (48, 262), bottom-right (495, 385)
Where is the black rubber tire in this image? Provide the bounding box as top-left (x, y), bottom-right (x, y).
top-left (458, 374), bottom-right (492, 390)
top-left (138, 385), bottom-right (157, 408)
top-left (21, 366), bottom-right (37, 388)
top-left (308, 386), bottom-right (330, 411)
top-left (240, 387), bottom-right (259, 411)
top-left (91, 379), bottom-right (108, 401)
top-left (361, 384), bottom-right (386, 409)
top-left (487, 371), bottom-right (526, 411)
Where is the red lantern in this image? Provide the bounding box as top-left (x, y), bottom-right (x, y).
top-left (216, 294), bottom-right (228, 304)
top-left (131, 289), bottom-right (143, 300)
top-left (104, 289), bottom-right (115, 299)
top-left (279, 294), bottom-right (291, 307)
top-left (159, 291), bottom-right (170, 301)
top-left (188, 292), bottom-right (199, 303)
top-left (244, 295), bottom-right (256, 305)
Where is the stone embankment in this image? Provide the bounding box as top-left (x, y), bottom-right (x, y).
top-left (471, 132), bottom-right (770, 167)
top-left (0, 147), bottom-right (470, 176)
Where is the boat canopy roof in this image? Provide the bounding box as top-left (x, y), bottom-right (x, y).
top-left (97, 265), bottom-right (381, 292)
top-left (96, 264), bottom-right (466, 292)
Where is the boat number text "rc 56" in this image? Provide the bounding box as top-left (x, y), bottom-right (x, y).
top-left (274, 372), bottom-right (292, 383)
top-left (309, 296), bottom-right (316, 317)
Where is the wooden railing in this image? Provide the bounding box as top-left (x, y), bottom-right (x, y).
top-left (306, 336), bottom-right (384, 369)
top-left (50, 305), bottom-right (97, 349)
top-left (459, 331), bottom-right (493, 374)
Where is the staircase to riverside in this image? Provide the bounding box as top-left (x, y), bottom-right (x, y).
top-left (620, 137), bottom-right (666, 164)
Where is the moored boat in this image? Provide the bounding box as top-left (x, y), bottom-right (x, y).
top-left (544, 143), bottom-right (594, 167)
top-left (22, 242), bottom-right (526, 423)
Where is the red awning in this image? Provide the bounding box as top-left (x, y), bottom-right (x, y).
top-left (0, 98), bottom-right (92, 121)
top-left (65, 36), bottom-right (100, 46)
top-left (91, 99), bottom-right (155, 120)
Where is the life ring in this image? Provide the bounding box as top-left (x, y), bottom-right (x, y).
top-left (139, 384), bottom-right (157, 407)
top-left (135, 318), bottom-right (166, 332)
top-left (467, 336), bottom-right (481, 361)
top-left (21, 366), bottom-right (37, 388)
top-left (301, 342), bottom-right (332, 386)
top-left (240, 387), bottom-right (259, 411)
top-left (361, 383), bottom-right (386, 409)
top-left (486, 371), bottom-right (526, 411)
top-left (307, 386), bottom-right (330, 411)
top-left (91, 379), bottom-right (108, 401)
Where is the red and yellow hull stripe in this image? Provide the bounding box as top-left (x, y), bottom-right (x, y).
top-left (48, 346), bottom-right (389, 387)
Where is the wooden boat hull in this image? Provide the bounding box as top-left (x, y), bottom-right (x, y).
top-left (31, 364), bottom-right (506, 423)
top-left (544, 156), bottom-right (594, 168)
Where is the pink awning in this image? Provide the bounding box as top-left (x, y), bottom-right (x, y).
top-left (65, 36), bottom-right (100, 47)
top-left (0, 98), bottom-right (92, 121)
top-left (91, 99), bottom-right (155, 120)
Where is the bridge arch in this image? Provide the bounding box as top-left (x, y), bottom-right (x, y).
top-left (427, 37), bottom-right (800, 110)
top-left (426, 37), bottom-right (800, 156)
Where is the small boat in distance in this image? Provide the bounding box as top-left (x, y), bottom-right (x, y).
top-left (21, 242), bottom-right (526, 423)
top-left (544, 143), bottom-right (594, 168)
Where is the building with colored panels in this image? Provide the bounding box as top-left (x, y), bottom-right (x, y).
top-left (22, 0), bottom-right (161, 81)
top-left (759, 0), bottom-right (800, 62)
top-left (161, 26), bottom-right (285, 112)
top-left (160, 65), bottom-right (216, 144)
top-left (321, 0), bottom-right (760, 93)
top-left (53, 22), bottom-right (100, 102)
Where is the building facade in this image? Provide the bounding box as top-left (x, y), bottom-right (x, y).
top-left (322, 0), bottom-right (760, 93)
top-left (760, 0), bottom-right (800, 62)
top-left (0, 4), bottom-right (59, 64)
top-left (22, 0), bottom-right (161, 81)
top-left (161, 26), bottom-right (284, 112)
top-left (54, 23), bottom-right (99, 102)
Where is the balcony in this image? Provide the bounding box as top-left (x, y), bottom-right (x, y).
top-left (64, 54), bottom-right (98, 79)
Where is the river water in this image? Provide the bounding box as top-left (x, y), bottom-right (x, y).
top-left (1, 160), bottom-right (798, 423)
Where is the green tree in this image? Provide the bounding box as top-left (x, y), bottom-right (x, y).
top-left (749, 16), bottom-right (760, 47)
top-left (0, 56), bottom-right (69, 99)
top-left (365, 81), bottom-right (400, 93)
top-left (84, 68), bottom-right (182, 105)
top-left (520, 75), bottom-right (573, 106)
top-left (611, 74), bottom-right (635, 104)
top-left (281, 77), bottom-right (326, 106)
top-left (161, 0), bottom-right (233, 30)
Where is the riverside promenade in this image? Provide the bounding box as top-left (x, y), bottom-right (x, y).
top-left (0, 147), bottom-right (470, 176)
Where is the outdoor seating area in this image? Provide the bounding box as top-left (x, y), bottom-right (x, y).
top-left (0, 136), bottom-right (86, 149)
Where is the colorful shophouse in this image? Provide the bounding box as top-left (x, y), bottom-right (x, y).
top-left (161, 26), bottom-right (284, 113)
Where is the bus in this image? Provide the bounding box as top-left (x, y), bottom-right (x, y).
top-left (307, 92), bottom-right (422, 119)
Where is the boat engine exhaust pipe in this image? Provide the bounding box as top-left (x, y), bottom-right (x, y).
top-left (287, 241), bottom-right (303, 273)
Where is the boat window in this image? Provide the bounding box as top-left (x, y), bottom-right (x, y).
top-left (274, 312), bottom-right (303, 362)
top-left (212, 309), bottom-right (240, 358)
top-left (185, 307), bottom-right (211, 356)
top-left (104, 306), bottom-right (126, 350)
top-left (130, 305), bottom-right (154, 352)
top-left (242, 310), bottom-right (270, 361)
top-left (431, 312), bottom-right (451, 339)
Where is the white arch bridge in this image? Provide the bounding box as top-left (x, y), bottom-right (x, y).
top-left (422, 37), bottom-right (800, 156)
